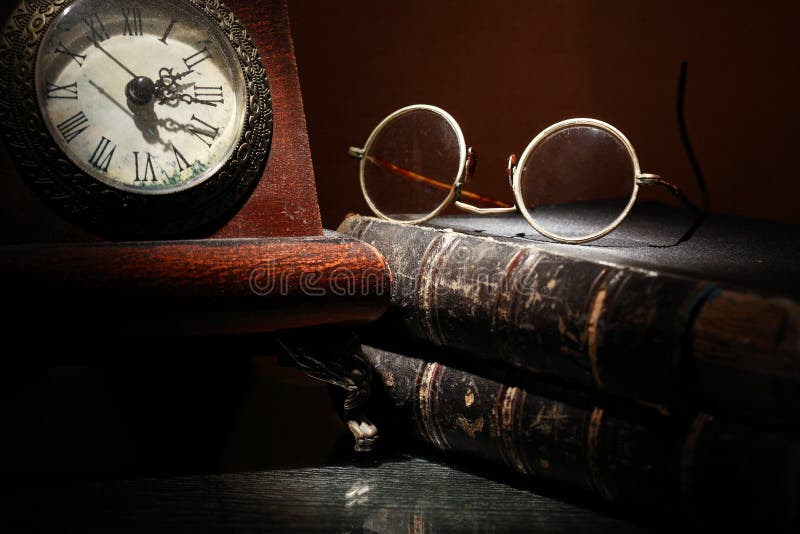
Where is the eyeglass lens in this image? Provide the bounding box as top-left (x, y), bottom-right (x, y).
top-left (518, 125), bottom-right (635, 239)
top-left (362, 109), bottom-right (461, 221)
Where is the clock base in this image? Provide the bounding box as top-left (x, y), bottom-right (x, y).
top-left (1, 234), bottom-right (390, 338)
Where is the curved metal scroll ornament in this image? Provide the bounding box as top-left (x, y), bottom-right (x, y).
top-left (0, 0), bottom-right (273, 237)
top-left (277, 329), bottom-right (379, 453)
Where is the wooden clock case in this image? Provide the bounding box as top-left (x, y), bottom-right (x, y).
top-left (0, 0), bottom-right (390, 340)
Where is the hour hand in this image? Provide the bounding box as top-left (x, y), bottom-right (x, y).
top-left (153, 67), bottom-right (204, 107)
top-left (157, 67), bottom-right (194, 86)
top-left (156, 92), bottom-right (216, 107)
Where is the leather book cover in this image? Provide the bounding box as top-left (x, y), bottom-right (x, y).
top-left (362, 342), bottom-right (799, 526)
top-left (338, 206), bottom-right (800, 422)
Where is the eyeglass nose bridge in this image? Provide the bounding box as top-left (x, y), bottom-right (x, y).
top-left (453, 149), bottom-right (518, 216)
top-left (456, 150), bottom-right (519, 198)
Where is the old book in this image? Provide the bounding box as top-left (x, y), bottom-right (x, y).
top-left (362, 343), bottom-right (799, 525)
top-left (338, 206), bottom-right (800, 422)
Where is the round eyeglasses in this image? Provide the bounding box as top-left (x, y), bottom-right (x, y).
top-left (348, 104), bottom-right (703, 244)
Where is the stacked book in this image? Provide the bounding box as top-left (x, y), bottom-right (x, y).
top-left (337, 204), bottom-right (799, 527)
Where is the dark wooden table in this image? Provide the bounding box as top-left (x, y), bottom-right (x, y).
top-left (0, 456), bottom-right (650, 533)
top-left (0, 349), bottom-right (652, 532)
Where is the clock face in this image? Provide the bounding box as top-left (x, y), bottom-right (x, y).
top-left (35, 0), bottom-right (247, 195)
top-left (0, 0), bottom-right (273, 236)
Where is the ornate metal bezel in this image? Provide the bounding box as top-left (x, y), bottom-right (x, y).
top-left (0, 0), bottom-right (273, 238)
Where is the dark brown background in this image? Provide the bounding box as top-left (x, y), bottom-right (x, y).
top-left (0, 7), bottom-right (796, 525)
top-left (289, 0), bottom-right (800, 227)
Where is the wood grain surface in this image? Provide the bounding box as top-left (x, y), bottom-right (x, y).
top-left (1, 233), bottom-right (390, 337)
top-left (214, 0), bottom-right (322, 238)
top-left (0, 457), bottom-right (648, 533)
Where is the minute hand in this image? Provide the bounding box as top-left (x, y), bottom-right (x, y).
top-left (92, 41), bottom-right (138, 79)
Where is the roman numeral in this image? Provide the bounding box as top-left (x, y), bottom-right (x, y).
top-left (183, 47), bottom-right (211, 70)
top-left (133, 151), bottom-right (157, 182)
top-left (89, 136), bottom-right (116, 172)
top-left (159, 19), bottom-right (177, 45)
top-left (83, 13), bottom-right (110, 44)
top-left (172, 144), bottom-right (190, 171)
top-left (188, 114), bottom-right (219, 148)
top-left (55, 42), bottom-right (86, 67)
top-left (56, 111), bottom-right (89, 143)
top-left (193, 85), bottom-right (223, 106)
top-left (122, 8), bottom-right (143, 36)
top-left (46, 81), bottom-right (78, 100)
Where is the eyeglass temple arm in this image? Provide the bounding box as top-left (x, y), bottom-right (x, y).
top-left (636, 173), bottom-right (703, 214)
top-left (347, 146), bottom-right (514, 210)
top-left (676, 61), bottom-right (710, 213)
top-left (632, 63), bottom-right (710, 217)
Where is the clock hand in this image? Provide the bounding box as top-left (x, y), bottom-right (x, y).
top-left (153, 68), bottom-right (220, 107)
top-left (88, 79), bottom-right (135, 118)
top-left (157, 67), bottom-right (194, 85)
top-left (153, 67), bottom-right (195, 106)
top-left (156, 91), bottom-right (216, 107)
top-left (88, 79), bottom-right (195, 144)
top-left (88, 79), bottom-right (165, 146)
top-left (91, 40), bottom-right (138, 79)
top-left (90, 41), bottom-right (161, 105)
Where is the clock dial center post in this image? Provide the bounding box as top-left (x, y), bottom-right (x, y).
top-left (126, 75), bottom-right (156, 105)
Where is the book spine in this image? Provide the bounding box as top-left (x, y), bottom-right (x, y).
top-left (364, 344), bottom-right (800, 523)
top-left (689, 290), bottom-right (800, 419)
top-left (364, 345), bottom-right (677, 505)
top-left (340, 215), bottom-right (800, 420)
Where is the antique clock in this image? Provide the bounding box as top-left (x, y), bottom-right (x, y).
top-left (4, 0), bottom-right (272, 237)
top-left (2, 0), bottom-right (295, 239)
top-left (0, 0), bottom-right (389, 334)
top-left (0, 0), bottom-right (388, 483)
